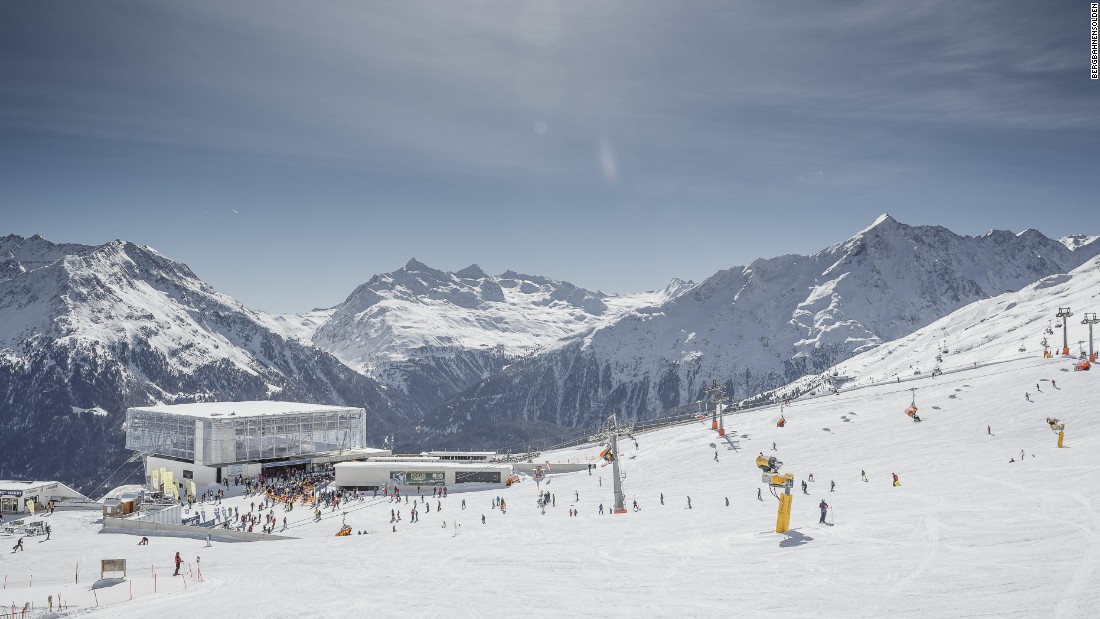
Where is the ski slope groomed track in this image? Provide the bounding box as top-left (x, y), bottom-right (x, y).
top-left (3, 355), bottom-right (1098, 618)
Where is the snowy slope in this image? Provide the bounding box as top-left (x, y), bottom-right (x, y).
top-left (7, 353), bottom-right (1099, 618)
top-left (765, 253), bottom-right (1100, 403)
top-left (429, 215), bottom-right (1100, 445)
top-left (310, 258), bottom-right (692, 410)
top-left (0, 236), bottom-right (415, 492)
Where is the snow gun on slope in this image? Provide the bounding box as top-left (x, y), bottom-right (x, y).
top-left (756, 453), bottom-right (794, 533)
top-left (1047, 417), bottom-right (1066, 448)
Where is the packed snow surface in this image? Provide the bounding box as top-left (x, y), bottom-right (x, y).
top-left (5, 354), bottom-right (1098, 617)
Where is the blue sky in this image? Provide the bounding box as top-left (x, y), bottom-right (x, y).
top-left (1, 1), bottom-right (1097, 312)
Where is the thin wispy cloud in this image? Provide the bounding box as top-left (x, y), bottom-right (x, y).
top-left (0, 1), bottom-right (1095, 311)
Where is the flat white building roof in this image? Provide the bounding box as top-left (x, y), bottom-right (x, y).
top-left (0, 480), bottom-right (90, 501)
top-left (127, 401), bottom-right (363, 419)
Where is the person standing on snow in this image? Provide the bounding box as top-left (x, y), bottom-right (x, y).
top-left (714, 451), bottom-right (719, 462)
top-left (892, 473), bottom-right (900, 487)
top-left (830, 481), bottom-right (835, 492)
top-left (861, 470), bottom-right (868, 482)
top-left (1025, 393), bottom-right (1030, 402)
top-left (173, 552), bottom-right (183, 576)
top-left (819, 499), bottom-right (829, 524)
top-left (757, 488), bottom-right (763, 501)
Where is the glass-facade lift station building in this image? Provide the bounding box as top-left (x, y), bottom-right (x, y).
top-left (125, 401), bottom-right (375, 488)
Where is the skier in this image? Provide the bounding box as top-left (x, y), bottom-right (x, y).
top-left (138, 536), bottom-right (149, 545)
top-left (714, 451), bottom-right (719, 462)
top-left (1052, 379), bottom-right (1057, 389)
top-left (1025, 392), bottom-right (1030, 402)
top-left (44, 524), bottom-right (50, 540)
top-left (892, 473), bottom-right (900, 487)
top-left (481, 514), bottom-right (486, 525)
top-left (12, 537), bottom-right (23, 552)
top-left (599, 504), bottom-right (604, 515)
top-left (772, 442), bottom-right (777, 451)
top-left (173, 552), bottom-right (183, 576)
top-left (987, 425), bottom-right (992, 435)
top-left (830, 481), bottom-right (835, 492)
top-left (819, 499), bottom-right (829, 524)
top-left (808, 473), bottom-right (814, 482)
top-left (687, 496), bottom-right (692, 510)
top-left (461, 499), bottom-right (466, 510)
top-left (757, 488), bottom-right (763, 501)
top-left (725, 497), bottom-right (729, 507)
top-left (1020, 449), bottom-right (1025, 460)
top-left (860, 470), bottom-right (868, 482)
top-left (632, 500), bottom-right (640, 512)
top-left (801, 480), bottom-right (808, 494)
top-left (660, 492), bottom-right (664, 505)
top-left (575, 490), bottom-right (579, 501)
top-left (1036, 383), bottom-right (1041, 392)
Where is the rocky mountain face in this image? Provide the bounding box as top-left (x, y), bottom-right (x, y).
top-left (423, 215), bottom-right (1100, 449)
top-left (0, 236), bottom-right (416, 494)
top-left (308, 258), bottom-right (692, 412)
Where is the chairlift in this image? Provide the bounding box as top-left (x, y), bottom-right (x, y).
top-left (935, 354), bottom-right (943, 363)
top-left (1056, 321), bottom-right (1062, 328)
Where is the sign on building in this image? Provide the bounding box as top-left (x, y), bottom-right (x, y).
top-left (390, 471), bottom-right (445, 486)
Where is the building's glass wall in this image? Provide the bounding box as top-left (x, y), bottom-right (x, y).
top-left (124, 410), bottom-right (196, 461)
top-left (126, 409), bottom-right (366, 465)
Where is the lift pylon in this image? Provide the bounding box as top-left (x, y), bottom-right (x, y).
top-left (1083, 313), bottom-right (1098, 362)
top-left (704, 380), bottom-right (726, 431)
top-left (1057, 308), bottom-right (1073, 355)
top-left (598, 414), bottom-right (630, 514)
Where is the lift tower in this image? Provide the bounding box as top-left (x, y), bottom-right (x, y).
top-left (704, 380), bottom-right (725, 431)
top-left (1083, 313), bottom-right (1099, 362)
top-left (1056, 308), bottom-right (1073, 355)
top-left (599, 414), bottom-right (630, 514)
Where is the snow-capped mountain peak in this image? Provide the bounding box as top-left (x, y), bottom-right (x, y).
top-left (308, 260), bottom-right (692, 411)
top-left (425, 215), bottom-right (1100, 447)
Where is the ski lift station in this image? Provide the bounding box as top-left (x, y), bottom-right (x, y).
top-left (124, 401), bottom-right (390, 488)
top-left (0, 480), bottom-right (92, 514)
